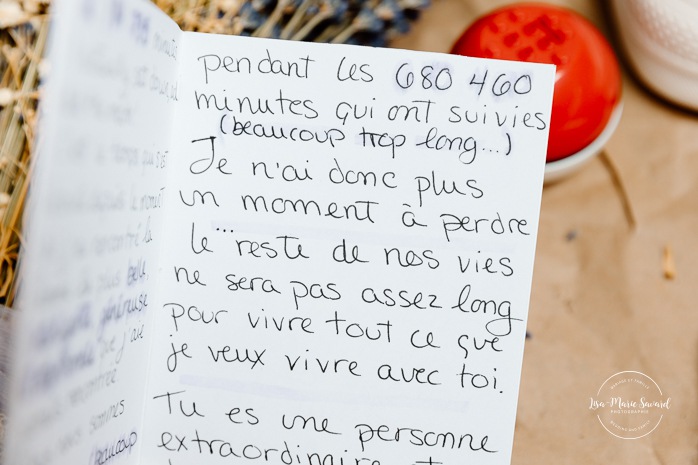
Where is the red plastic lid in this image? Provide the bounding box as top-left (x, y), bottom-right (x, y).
top-left (451, 3), bottom-right (622, 162)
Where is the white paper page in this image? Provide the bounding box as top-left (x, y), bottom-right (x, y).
top-left (5, 0), bottom-right (181, 463)
top-left (142, 33), bottom-right (554, 465)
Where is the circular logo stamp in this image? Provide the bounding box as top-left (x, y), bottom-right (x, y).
top-left (589, 371), bottom-right (671, 439)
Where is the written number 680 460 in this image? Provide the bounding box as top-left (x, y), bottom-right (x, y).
top-left (394, 62), bottom-right (534, 98)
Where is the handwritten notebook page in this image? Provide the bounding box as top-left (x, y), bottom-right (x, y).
top-left (5, 0), bottom-right (180, 464)
top-left (142, 33), bottom-right (554, 465)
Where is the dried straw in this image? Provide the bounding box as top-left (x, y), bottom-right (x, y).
top-left (0, 1), bottom-right (49, 308)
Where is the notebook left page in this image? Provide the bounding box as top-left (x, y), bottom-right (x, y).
top-left (5, 0), bottom-right (181, 464)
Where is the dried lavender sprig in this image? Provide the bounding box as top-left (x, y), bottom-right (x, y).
top-left (237, 2), bottom-right (266, 31)
top-left (252, 0), bottom-right (290, 37)
top-left (279, 0), bottom-right (313, 39)
top-left (290, 0), bottom-right (346, 41)
top-left (331, 4), bottom-right (383, 43)
top-left (154, 0), bottom-right (430, 46)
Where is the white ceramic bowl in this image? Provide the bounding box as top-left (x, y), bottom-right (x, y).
top-left (611, 0), bottom-right (698, 111)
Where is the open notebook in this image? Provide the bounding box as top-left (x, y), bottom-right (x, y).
top-left (5, 0), bottom-right (554, 464)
